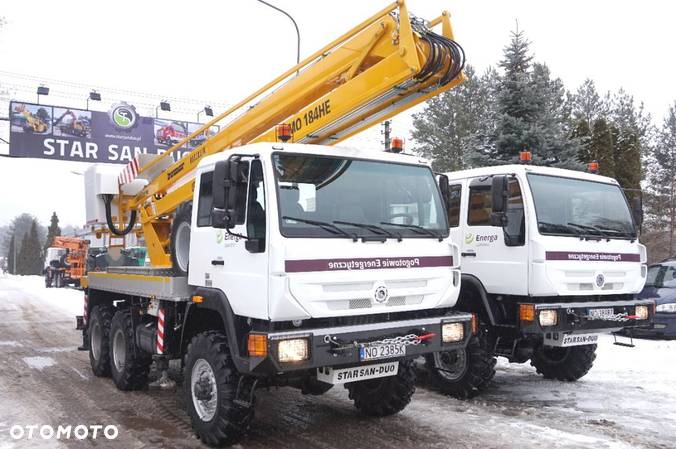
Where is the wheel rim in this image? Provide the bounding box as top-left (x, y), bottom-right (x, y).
top-left (191, 358), bottom-right (218, 421)
top-left (91, 322), bottom-right (102, 361)
top-left (433, 348), bottom-right (468, 381)
top-left (112, 329), bottom-right (126, 372)
top-left (175, 221), bottom-right (191, 273)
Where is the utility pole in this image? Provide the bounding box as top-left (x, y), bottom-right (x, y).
top-left (13, 233), bottom-right (16, 275)
top-left (382, 120), bottom-right (391, 152)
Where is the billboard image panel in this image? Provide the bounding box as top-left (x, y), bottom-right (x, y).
top-left (7, 101), bottom-right (217, 165)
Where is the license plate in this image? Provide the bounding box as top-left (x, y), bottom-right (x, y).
top-left (316, 361), bottom-right (399, 385)
top-left (589, 307), bottom-right (614, 319)
top-left (359, 343), bottom-right (406, 361)
top-left (560, 333), bottom-right (599, 347)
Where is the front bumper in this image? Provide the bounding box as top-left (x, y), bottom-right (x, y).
top-left (245, 312), bottom-right (473, 376)
top-left (626, 313), bottom-right (676, 339)
top-left (519, 299), bottom-right (654, 335)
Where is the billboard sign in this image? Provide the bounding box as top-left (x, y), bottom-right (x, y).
top-left (8, 101), bottom-right (218, 164)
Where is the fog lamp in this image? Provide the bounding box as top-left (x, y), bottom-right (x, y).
top-left (278, 338), bottom-right (309, 363)
top-left (539, 309), bottom-right (558, 327)
top-left (635, 305), bottom-right (649, 320)
top-left (442, 322), bottom-right (464, 343)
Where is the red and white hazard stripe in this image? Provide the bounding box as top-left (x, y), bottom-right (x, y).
top-left (83, 294), bottom-right (89, 326)
top-left (156, 307), bottom-right (165, 355)
top-left (118, 156), bottom-right (141, 185)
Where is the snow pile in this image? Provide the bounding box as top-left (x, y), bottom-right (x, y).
top-left (0, 274), bottom-right (83, 317)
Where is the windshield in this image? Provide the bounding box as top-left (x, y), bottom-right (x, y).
top-left (273, 153), bottom-right (447, 238)
top-left (646, 264), bottom-right (676, 288)
top-left (527, 174), bottom-right (636, 239)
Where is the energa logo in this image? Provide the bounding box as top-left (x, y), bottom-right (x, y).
top-left (464, 233), bottom-right (475, 244)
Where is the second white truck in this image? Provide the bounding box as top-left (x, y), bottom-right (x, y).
top-left (425, 163), bottom-right (653, 398)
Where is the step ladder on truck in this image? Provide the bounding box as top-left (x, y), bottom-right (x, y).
top-left (424, 156), bottom-right (654, 399)
top-left (76, 2), bottom-right (473, 445)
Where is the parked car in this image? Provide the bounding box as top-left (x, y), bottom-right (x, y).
top-left (632, 260), bottom-right (676, 339)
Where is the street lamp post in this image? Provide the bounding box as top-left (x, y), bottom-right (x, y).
top-left (156, 100), bottom-right (171, 118)
top-left (197, 106), bottom-right (214, 122)
top-left (256, 1), bottom-right (300, 71)
top-left (87, 91), bottom-right (101, 110)
top-left (36, 86), bottom-right (49, 104)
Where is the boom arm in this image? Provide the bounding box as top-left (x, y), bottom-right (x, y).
top-left (110, 0), bottom-right (466, 267)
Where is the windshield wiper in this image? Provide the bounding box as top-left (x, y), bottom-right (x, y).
top-left (282, 216), bottom-right (357, 241)
top-left (333, 220), bottom-right (402, 242)
top-left (380, 222), bottom-right (443, 241)
top-left (592, 225), bottom-right (637, 239)
top-left (567, 222), bottom-right (605, 235)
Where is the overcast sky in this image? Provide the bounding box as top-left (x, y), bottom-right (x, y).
top-left (1, 0), bottom-right (674, 228)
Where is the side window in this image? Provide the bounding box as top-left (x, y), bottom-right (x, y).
top-left (233, 161), bottom-right (250, 225)
top-left (246, 160), bottom-right (266, 240)
top-left (197, 171), bottom-right (213, 227)
top-left (468, 186), bottom-right (491, 226)
top-left (505, 179), bottom-right (525, 245)
top-left (448, 184), bottom-right (462, 227)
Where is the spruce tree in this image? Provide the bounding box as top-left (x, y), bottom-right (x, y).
top-left (43, 212), bottom-right (61, 256)
top-left (493, 28), bottom-right (537, 163)
top-left (411, 65), bottom-right (496, 171)
top-left (645, 103), bottom-right (676, 255)
top-left (6, 233), bottom-right (16, 275)
top-left (17, 220), bottom-right (43, 275)
top-left (589, 119), bottom-right (615, 178)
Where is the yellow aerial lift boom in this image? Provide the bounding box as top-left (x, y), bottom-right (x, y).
top-left (106, 0), bottom-right (466, 268)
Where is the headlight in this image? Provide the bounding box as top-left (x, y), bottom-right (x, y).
top-left (442, 322), bottom-right (464, 343)
top-left (656, 303), bottom-right (676, 313)
top-left (277, 338), bottom-right (309, 363)
top-left (538, 309), bottom-right (558, 327)
top-left (635, 305), bottom-right (650, 320)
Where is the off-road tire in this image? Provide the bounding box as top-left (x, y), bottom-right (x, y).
top-left (110, 310), bottom-right (152, 390)
top-left (170, 202), bottom-right (192, 276)
top-left (345, 358), bottom-right (416, 417)
top-left (45, 273), bottom-right (52, 288)
top-left (89, 305), bottom-right (115, 377)
top-left (184, 331), bottom-right (254, 446)
top-left (530, 344), bottom-right (597, 381)
top-left (424, 336), bottom-right (496, 399)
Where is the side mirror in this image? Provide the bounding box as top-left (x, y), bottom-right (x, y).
top-left (632, 196), bottom-right (643, 230)
top-left (490, 175), bottom-right (509, 227)
top-left (438, 174), bottom-right (450, 211)
top-left (211, 158), bottom-right (241, 229)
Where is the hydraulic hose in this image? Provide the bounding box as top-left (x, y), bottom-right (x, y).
top-left (103, 194), bottom-right (137, 236)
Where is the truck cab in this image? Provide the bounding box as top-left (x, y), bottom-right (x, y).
top-left (439, 164), bottom-right (653, 380)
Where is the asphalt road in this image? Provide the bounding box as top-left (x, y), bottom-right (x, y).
top-left (0, 275), bottom-right (674, 449)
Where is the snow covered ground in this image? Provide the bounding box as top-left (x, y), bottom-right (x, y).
top-left (0, 273), bottom-right (675, 449)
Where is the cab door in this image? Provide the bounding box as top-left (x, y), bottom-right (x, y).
top-left (459, 175), bottom-right (528, 295)
top-left (189, 159), bottom-right (269, 319)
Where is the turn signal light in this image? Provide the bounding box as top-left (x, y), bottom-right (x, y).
top-left (471, 313), bottom-right (478, 335)
top-left (519, 304), bottom-right (535, 322)
top-left (247, 334), bottom-right (268, 357)
top-left (276, 123), bottom-right (292, 142)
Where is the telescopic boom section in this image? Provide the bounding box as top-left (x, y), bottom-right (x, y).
top-left (111, 0), bottom-right (466, 268)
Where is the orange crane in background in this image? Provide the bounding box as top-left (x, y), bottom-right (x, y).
top-left (44, 236), bottom-right (89, 288)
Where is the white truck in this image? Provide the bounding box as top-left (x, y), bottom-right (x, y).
top-left (77, 143), bottom-right (473, 445)
top-left (424, 163), bottom-right (654, 398)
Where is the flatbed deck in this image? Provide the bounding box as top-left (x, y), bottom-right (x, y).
top-left (86, 266), bottom-right (192, 301)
